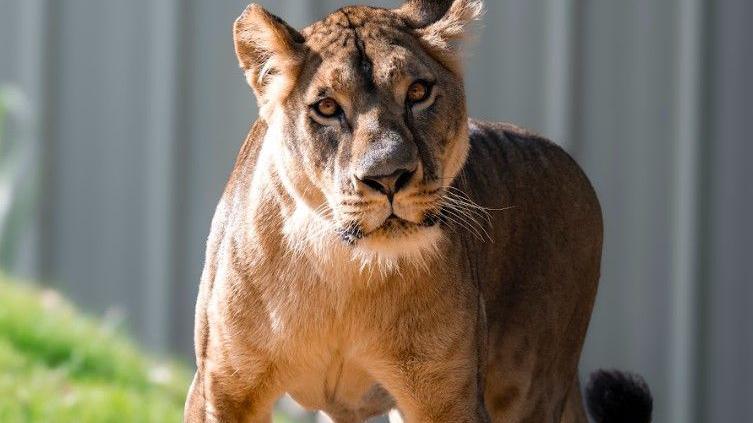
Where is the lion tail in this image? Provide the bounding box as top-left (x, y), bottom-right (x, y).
top-left (585, 369), bottom-right (653, 423)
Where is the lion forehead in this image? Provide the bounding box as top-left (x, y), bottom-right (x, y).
top-left (302, 6), bottom-right (418, 64)
top-left (299, 14), bottom-right (431, 103)
top-left (302, 6), bottom-right (407, 40)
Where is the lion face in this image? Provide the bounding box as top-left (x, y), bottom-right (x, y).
top-left (234, 1), bottom-right (481, 259)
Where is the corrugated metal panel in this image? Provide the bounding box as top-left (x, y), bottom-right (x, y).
top-left (45, 0), bottom-right (152, 342)
top-left (704, 1), bottom-right (753, 420)
top-left (0, 0), bottom-right (47, 275)
top-left (575, 2), bottom-right (677, 421)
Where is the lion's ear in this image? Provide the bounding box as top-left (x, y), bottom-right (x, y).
top-left (417, 0), bottom-right (483, 49)
top-left (396, 0), bottom-right (483, 70)
top-left (234, 4), bottom-right (305, 109)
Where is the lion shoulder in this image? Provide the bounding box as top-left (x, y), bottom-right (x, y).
top-left (461, 118), bottom-right (602, 239)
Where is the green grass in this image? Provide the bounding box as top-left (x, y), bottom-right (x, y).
top-left (0, 274), bottom-right (191, 422)
top-left (0, 275), bottom-right (300, 423)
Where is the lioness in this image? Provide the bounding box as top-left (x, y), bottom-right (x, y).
top-left (185, 1), bottom-right (652, 422)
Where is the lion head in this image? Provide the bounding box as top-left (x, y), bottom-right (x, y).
top-left (234, 1), bottom-right (482, 263)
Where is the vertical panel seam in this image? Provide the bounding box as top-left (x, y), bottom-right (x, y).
top-left (669, 0), bottom-right (708, 421)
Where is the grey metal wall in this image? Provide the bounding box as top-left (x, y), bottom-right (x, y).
top-left (1, 0), bottom-right (751, 421)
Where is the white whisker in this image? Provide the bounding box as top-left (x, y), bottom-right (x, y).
top-left (444, 207), bottom-right (491, 242)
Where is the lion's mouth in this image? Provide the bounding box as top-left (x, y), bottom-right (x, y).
top-left (378, 211), bottom-right (440, 232)
top-left (337, 211), bottom-right (440, 245)
top-left (383, 213), bottom-right (402, 223)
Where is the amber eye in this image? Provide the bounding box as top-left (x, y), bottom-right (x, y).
top-left (406, 80), bottom-right (431, 104)
top-left (314, 97), bottom-right (341, 118)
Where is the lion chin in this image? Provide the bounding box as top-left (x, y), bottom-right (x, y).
top-left (350, 217), bottom-right (444, 269)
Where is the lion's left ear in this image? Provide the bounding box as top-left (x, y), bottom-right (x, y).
top-left (397, 0), bottom-right (483, 50)
top-left (234, 4), bottom-right (305, 113)
top-left (396, 0), bottom-right (483, 73)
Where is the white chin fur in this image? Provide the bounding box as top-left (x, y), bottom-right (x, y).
top-left (283, 204), bottom-right (445, 279)
top-left (351, 225), bottom-right (444, 272)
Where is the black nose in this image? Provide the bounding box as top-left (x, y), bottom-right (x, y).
top-left (358, 168), bottom-right (415, 198)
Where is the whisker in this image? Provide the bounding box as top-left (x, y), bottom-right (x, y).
top-left (440, 196), bottom-right (492, 231)
top-left (339, 207), bottom-right (376, 214)
top-left (440, 206), bottom-right (487, 242)
top-left (442, 194), bottom-right (491, 225)
top-left (441, 186), bottom-right (516, 212)
top-left (436, 211), bottom-right (470, 237)
top-left (439, 193), bottom-right (495, 242)
top-left (401, 188), bottom-right (443, 199)
top-left (438, 212), bottom-right (485, 243)
top-left (443, 205), bottom-right (492, 242)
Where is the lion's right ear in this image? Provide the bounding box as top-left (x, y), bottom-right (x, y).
top-left (234, 4), bottom-right (305, 111)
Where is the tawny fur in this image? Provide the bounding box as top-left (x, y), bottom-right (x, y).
top-left (185, 2), bottom-right (602, 422)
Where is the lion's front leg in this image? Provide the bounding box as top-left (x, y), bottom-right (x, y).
top-left (368, 306), bottom-right (490, 423)
top-left (184, 296), bottom-right (280, 423)
top-left (184, 356), bottom-right (278, 423)
top-left (375, 347), bottom-right (489, 422)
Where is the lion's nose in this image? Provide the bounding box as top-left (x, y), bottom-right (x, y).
top-left (354, 128), bottom-right (418, 198)
top-left (357, 168), bottom-right (415, 199)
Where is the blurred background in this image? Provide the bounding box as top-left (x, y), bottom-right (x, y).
top-left (1, 0), bottom-right (751, 421)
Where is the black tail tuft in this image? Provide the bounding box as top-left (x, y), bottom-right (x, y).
top-left (585, 369), bottom-right (653, 423)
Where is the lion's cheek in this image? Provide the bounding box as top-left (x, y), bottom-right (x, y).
top-left (273, 147), bottom-right (328, 211)
top-left (440, 130), bottom-right (470, 182)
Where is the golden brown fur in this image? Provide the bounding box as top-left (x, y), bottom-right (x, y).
top-left (185, 2), bottom-right (602, 422)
